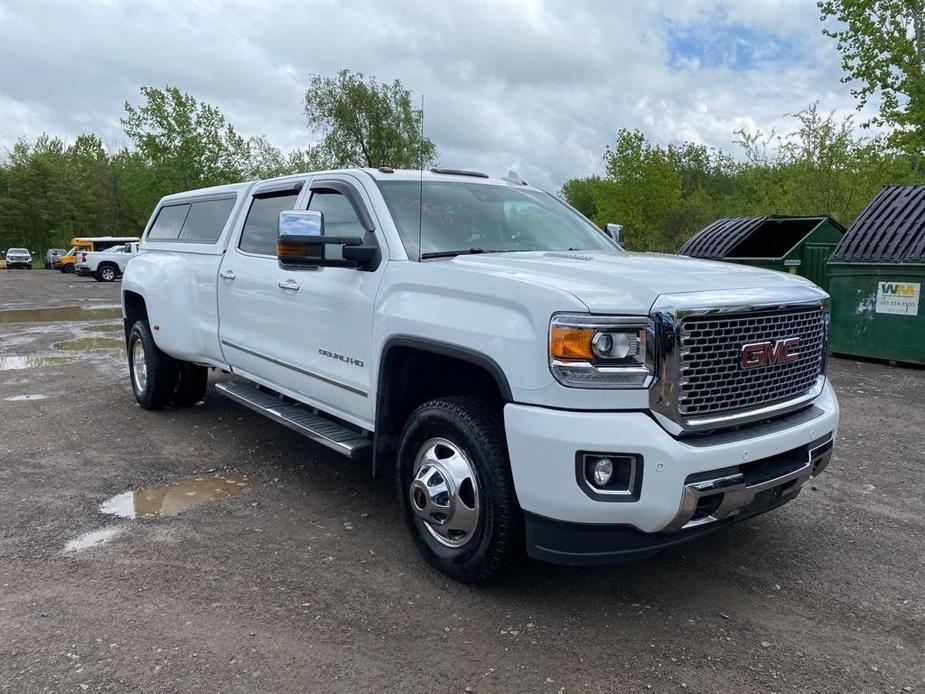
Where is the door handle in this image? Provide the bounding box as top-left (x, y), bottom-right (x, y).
top-left (219, 269), bottom-right (236, 280)
top-left (278, 279), bottom-right (300, 291)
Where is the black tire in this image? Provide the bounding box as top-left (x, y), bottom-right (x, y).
top-left (127, 319), bottom-right (178, 410)
top-left (172, 362), bottom-right (209, 406)
top-left (96, 264), bottom-right (117, 282)
top-left (397, 396), bottom-right (522, 583)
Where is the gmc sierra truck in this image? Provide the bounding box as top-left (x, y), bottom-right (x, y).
top-left (122, 167), bottom-right (838, 583)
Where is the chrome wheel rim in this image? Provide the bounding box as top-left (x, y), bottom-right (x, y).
top-left (131, 339), bottom-right (147, 393)
top-left (101, 267), bottom-right (114, 280)
top-left (409, 437), bottom-right (480, 548)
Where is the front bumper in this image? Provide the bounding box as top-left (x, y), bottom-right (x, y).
top-left (504, 380), bottom-right (838, 563)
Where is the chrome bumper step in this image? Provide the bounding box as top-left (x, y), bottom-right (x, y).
top-left (215, 381), bottom-right (372, 460)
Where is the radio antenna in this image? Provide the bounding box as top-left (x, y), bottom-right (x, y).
top-left (417, 94), bottom-right (424, 261)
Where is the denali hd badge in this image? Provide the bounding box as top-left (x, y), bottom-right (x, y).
top-left (740, 337), bottom-right (801, 369)
top-left (319, 348), bottom-right (364, 368)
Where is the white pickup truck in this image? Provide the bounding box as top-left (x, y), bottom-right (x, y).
top-left (122, 167), bottom-right (838, 583)
top-left (77, 243), bottom-right (139, 281)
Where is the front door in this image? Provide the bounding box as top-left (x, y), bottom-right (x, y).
top-left (271, 175), bottom-right (385, 426)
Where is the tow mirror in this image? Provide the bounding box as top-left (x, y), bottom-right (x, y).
top-left (604, 223), bottom-right (624, 247)
top-left (277, 210), bottom-right (377, 270)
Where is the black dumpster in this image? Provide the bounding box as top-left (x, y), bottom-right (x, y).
top-left (679, 215), bottom-right (845, 290)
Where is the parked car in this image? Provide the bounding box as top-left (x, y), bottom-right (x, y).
top-left (44, 248), bottom-right (66, 269)
top-left (75, 243), bottom-right (138, 281)
top-left (122, 168), bottom-right (839, 583)
top-left (5, 248), bottom-right (32, 269)
top-left (57, 236), bottom-right (139, 273)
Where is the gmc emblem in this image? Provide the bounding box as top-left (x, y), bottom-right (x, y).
top-left (740, 337), bottom-right (801, 369)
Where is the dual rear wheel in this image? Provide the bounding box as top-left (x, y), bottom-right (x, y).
top-left (128, 319), bottom-right (208, 409)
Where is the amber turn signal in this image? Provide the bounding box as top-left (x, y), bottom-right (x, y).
top-left (550, 325), bottom-right (595, 360)
top-left (277, 241), bottom-right (309, 257)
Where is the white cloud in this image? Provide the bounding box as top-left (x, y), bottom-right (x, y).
top-left (0, 0), bottom-right (873, 190)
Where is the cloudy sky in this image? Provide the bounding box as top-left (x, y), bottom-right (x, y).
top-left (0, 0), bottom-right (871, 190)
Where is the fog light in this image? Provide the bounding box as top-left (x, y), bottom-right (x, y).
top-left (579, 452), bottom-right (641, 499)
top-left (591, 458), bottom-right (613, 487)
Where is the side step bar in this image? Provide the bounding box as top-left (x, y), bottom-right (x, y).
top-left (215, 381), bottom-right (372, 461)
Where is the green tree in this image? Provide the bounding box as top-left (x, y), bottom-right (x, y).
top-left (303, 69), bottom-right (437, 169)
top-left (122, 85), bottom-right (250, 202)
top-left (593, 129), bottom-right (682, 251)
top-left (0, 136), bottom-right (73, 252)
top-left (819, 0), bottom-right (925, 153)
top-left (559, 176), bottom-right (601, 220)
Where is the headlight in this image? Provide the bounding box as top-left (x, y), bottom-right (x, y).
top-left (549, 314), bottom-right (654, 388)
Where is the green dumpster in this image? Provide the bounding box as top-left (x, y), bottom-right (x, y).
top-left (679, 215), bottom-right (845, 291)
top-left (827, 184), bottom-right (925, 364)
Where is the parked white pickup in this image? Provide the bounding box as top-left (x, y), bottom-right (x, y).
top-left (76, 243), bottom-right (139, 282)
top-left (121, 167), bottom-right (839, 583)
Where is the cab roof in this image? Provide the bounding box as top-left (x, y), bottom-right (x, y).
top-left (156, 168), bottom-right (536, 204)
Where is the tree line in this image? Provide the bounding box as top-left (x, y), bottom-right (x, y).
top-left (562, 105), bottom-right (923, 252)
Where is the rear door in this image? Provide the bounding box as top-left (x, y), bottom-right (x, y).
top-left (217, 178), bottom-right (306, 386)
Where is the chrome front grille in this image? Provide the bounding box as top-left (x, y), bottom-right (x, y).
top-left (677, 308), bottom-right (826, 418)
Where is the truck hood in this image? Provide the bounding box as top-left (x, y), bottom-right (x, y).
top-left (446, 250), bottom-right (823, 313)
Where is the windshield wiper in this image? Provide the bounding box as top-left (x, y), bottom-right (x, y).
top-left (420, 248), bottom-right (506, 260)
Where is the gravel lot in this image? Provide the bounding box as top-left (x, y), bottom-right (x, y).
top-left (0, 268), bottom-right (922, 693)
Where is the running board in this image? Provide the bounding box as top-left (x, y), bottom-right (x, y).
top-left (215, 381), bottom-right (372, 461)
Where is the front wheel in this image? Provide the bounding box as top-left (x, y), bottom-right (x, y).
top-left (397, 396), bottom-right (522, 583)
top-left (128, 319), bottom-right (178, 410)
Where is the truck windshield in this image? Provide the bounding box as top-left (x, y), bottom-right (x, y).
top-left (378, 181), bottom-right (619, 259)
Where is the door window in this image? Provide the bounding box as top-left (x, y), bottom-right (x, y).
top-left (239, 192), bottom-right (300, 256)
top-left (307, 189), bottom-right (366, 260)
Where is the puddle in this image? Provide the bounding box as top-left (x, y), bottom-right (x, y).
top-left (64, 526), bottom-right (125, 553)
top-left (54, 337), bottom-right (124, 351)
top-left (100, 475), bottom-right (251, 519)
top-left (0, 305), bottom-right (121, 324)
top-left (4, 394), bottom-right (48, 401)
top-left (0, 355), bottom-right (76, 371)
top-left (83, 324), bottom-right (123, 333)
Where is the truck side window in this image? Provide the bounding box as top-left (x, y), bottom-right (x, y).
top-left (308, 189), bottom-right (365, 261)
top-left (239, 192), bottom-right (299, 256)
top-left (148, 204), bottom-right (190, 240)
top-left (180, 198), bottom-right (236, 243)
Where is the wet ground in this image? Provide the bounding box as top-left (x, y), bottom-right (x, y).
top-left (0, 270), bottom-right (922, 693)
